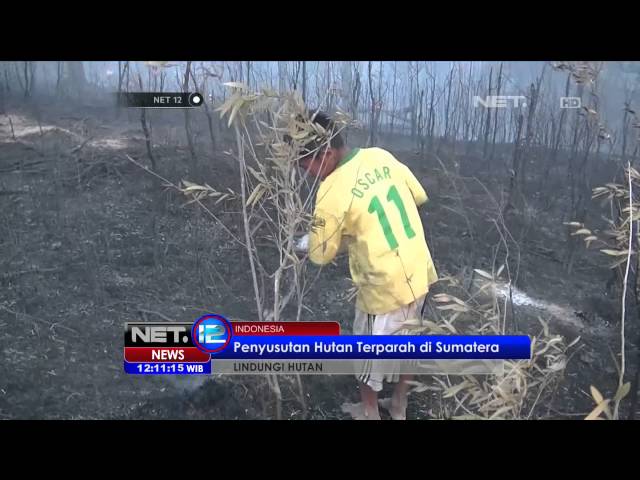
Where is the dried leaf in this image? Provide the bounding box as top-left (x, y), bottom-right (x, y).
top-left (436, 304), bottom-right (469, 312)
top-left (489, 406), bottom-right (513, 419)
top-left (223, 81), bottom-right (248, 90)
top-left (537, 318), bottom-right (549, 337)
top-left (247, 166), bottom-right (265, 183)
top-left (432, 294), bottom-right (452, 303)
top-left (216, 93), bottom-right (240, 118)
top-left (567, 336), bottom-right (581, 349)
top-left (215, 194), bottom-right (229, 205)
top-left (443, 381), bottom-right (471, 398)
top-left (547, 359), bottom-right (567, 371)
top-left (585, 399), bottom-right (610, 420)
top-left (246, 184), bottom-right (264, 207)
top-left (590, 385), bottom-right (604, 405)
top-left (600, 249), bottom-right (629, 256)
top-left (474, 269), bottom-right (493, 280)
top-left (228, 98), bottom-right (245, 127)
top-left (613, 382), bottom-right (631, 403)
top-left (448, 296), bottom-right (468, 307)
top-left (408, 382), bottom-right (440, 393)
top-left (181, 179), bottom-right (199, 188)
top-left (183, 185), bottom-right (206, 193)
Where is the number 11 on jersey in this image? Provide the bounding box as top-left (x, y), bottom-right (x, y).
top-left (368, 184), bottom-right (416, 250)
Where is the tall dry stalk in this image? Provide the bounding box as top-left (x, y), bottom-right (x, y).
top-left (179, 82), bottom-right (352, 418)
top-left (569, 164), bottom-right (638, 419)
top-left (615, 161), bottom-right (632, 419)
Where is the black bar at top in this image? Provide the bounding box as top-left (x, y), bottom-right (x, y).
top-left (117, 92), bottom-right (204, 108)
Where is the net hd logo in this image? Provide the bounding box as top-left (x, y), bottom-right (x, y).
top-left (192, 314), bottom-right (232, 354)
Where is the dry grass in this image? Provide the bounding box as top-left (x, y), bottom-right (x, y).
top-left (401, 270), bottom-right (578, 419)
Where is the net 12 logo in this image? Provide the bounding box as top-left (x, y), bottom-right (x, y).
top-left (124, 321), bottom-right (216, 375)
top-left (191, 314), bottom-right (232, 354)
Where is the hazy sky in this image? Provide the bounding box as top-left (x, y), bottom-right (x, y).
top-left (14, 61), bottom-right (640, 136)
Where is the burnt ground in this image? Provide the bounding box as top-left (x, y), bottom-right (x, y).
top-left (1, 100), bottom-right (638, 420)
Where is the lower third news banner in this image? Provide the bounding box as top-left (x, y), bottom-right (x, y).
top-left (124, 317), bottom-right (531, 376)
top-left (210, 335), bottom-right (530, 375)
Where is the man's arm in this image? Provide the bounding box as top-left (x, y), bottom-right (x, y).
top-left (401, 163), bottom-right (429, 207)
top-left (308, 209), bottom-right (344, 266)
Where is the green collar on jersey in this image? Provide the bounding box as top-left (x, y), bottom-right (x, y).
top-left (337, 148), bottom-right (360, 169)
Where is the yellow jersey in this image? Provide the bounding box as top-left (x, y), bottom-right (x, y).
top-left (308, 147), bottom-right (438, 314)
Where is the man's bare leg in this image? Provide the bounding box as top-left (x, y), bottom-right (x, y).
top-left (359, 381), bottom-right (381, 419)
top-left (389, 375), bottom-right (413, 420)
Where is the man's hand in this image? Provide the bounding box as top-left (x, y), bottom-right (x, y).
top-left (294, 233), bottom-right (309, 252)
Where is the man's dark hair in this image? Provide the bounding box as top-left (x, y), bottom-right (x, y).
top-left (286, 109), bottom-right (344, 160)
top-left (307, 110), bottom-right (345, 150)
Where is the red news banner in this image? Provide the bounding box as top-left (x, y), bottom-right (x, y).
top-left (124, 321), bottom-right (340, 363)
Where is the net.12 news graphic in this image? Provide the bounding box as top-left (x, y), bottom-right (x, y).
top-left (123, 313), bottom-right (232, 375)
top-left (124, 312), bottom-right (531, 376)
top-left (124, 314), bottom-right (342, 375)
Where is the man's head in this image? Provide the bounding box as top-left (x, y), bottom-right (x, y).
top-left (297, 111), bottom-right (346, 180)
